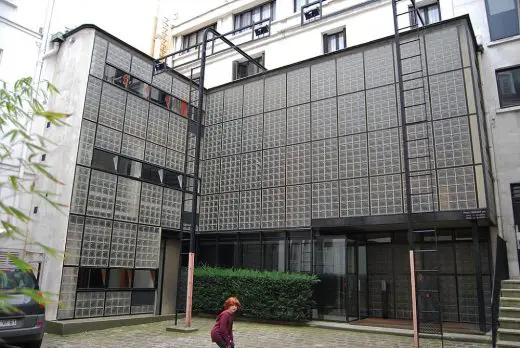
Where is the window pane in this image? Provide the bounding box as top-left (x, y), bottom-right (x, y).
top-left (77, 268), bottom-right (107, 289)
top-left (108, 269), bottom-right (132, 288)
top-left (104, 65), bottom-right (128, 88)
top-left (497, 68), bottom-right (520, 108)
top-left (234, 15), bottom-right (240, 30)
top-left (141, 163), bottom-right (162, 184)
top-left (486, 0), bottom-right (520, 40)
top-left (338, 32), bottom-right (345, 50)
top-left (427, 4), bottom-right (440, 24)
top-left (163, 170), bottom-right (181, 189)
top-left (133, 270), bottom-right (156, 288)
top-left (328, 35), bottom-right (336, 52)
top-left (150, 87), bottom-right (170, 108)
top-left (262, 3), bottom-right (271, 19)
top-left (128, 77), bottom-right (150, 99)
top-left (242, 12), bottom-right (251, 27)
top-left (252, 8), bottom-right (261, 23)
top-left (92, 149), bottom-right (118, 173)
top-left (117, 157), bottom-right (142, 178)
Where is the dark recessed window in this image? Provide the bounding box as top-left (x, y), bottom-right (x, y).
top-left (496, 66), bottom-right (520, 108)
top-left (117, 157), bottom-right (142, 178)
top-left (164, 170), bottom-right (182, 189)
top-left (127, 76), bottom-right (150, 99)
top-left (410, 2), bottom-right (440, 27)
top-left (181, 24), bottom-right (217, 53)
top-left (46, 122), bottom-right (51, 128)
top-left (41, 154), bottom-right (46, 162)
top-left (233, 54), bottom-right (264, 80)
top-left (108, 269), bottom-right (133, 289)
top-left (234, 1), bottom-right (275, 34)
top-left (33, 206), bottom-right (38, 214)
top-left (150, 87), bottom-right (171, 108)
top-left (92, 149), bottom-right (118, 173)
top-left (141, 163), bottom-right (163, 185)
top-left (77, 268), bottom-right (107, 289)
top-left (323, 29), bottom-right (346, 53)
top-left (485, 0), bottom-right (520, 41)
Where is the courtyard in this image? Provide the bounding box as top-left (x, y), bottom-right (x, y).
top-left (42, 317), bottom-right (489, 348)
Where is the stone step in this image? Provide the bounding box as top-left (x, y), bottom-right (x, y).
top-left (498, 340), bottom-right (520, 347)
top-left (501, 297), bottom-right (520, 308)
top-left (502, 289), bottom-right (520, 297)
top-left (502, 280), bottom-right (520, 290)
top-left (499, 317), bottom-right (520, 330)
top-left (498, 328), bottom-right (520, 342)
top-left (500, 307), bottom-right (520, 319)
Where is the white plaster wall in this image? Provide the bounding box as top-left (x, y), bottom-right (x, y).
top-left (26, 28), bottom-right (95, 320)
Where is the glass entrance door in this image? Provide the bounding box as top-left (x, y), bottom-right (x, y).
top-left (346, 238), bottom-right (368, 322)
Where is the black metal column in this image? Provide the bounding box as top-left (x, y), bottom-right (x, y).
top-left (472, 220), bottom-right (486, 332)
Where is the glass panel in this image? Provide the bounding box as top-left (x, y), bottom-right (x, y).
top-left (163, 170), bottom-right (181, 189)
top-left (198, 238), bottom-right (217, 266)
top-left (486, 0), bottom-right (520, 40)
top-left (150, 87), bottom-right (170, 108)
top-left (234, 15), bottom-right (241, 30)
top-left (497, 68), bottom-right (520, 108)
top-left (92, 149), bottom-right (118, 173)
top-left (338, 32), bottom-right (346, 50)
top-left (262, 3), bottom-right (271, 19)
top-left (242, 12), bottom-right (252, 28)
top-left (241, 240), bottom-right (261, 269)
top-left (133, 270), bottom-right (156, 288)
top-left (127, 76), bottom-right (150, 98)
top-left (131, 290), bottom-right (155, 314)
top-left (117, 157), bottom-right (142, 178)
top-left (108, 269), bottom-right (132, 288)
top-left (218, 242), bottom-right (236, 268)
top-left (314, 237), bottom-right (346, 321)
top-left (77, 268), bottom-right (107, 289)
top-left (141, 163), bottom-right (162, 185)
top-left (104, 65), bottom-right (128, 88)
top-left (252, 8), bottom-right (261, 23)
top-left (427, 4), bottom-right (440, 24)
top-left (263, 240), bottom-right (285, 271)
top-left (289, 239), bottom-right (311, 272)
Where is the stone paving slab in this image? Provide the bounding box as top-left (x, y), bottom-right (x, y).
top-left (42, 317), bottom-right (490, 348)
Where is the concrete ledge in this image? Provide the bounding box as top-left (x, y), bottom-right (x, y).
top-left (308, 321), bottom-right (491, 344)
top-left (165, 326), bottom-right (199, 333)
top-left (46, 314), bottom-right (182, 335)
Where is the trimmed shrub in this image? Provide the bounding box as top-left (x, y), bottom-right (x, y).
top-left (193, 266), bottom-right (319, 322)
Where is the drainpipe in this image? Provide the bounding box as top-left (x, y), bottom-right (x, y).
top-left (42, 41), bottom-right (60, 60)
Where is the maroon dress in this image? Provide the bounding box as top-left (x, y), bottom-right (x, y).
top-left (210, 310), bottom-right (234, 346)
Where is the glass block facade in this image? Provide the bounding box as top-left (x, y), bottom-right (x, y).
top-left (200, 20), bottom-right (491, 232)
top-left (58, 33), bottom-right (192, 319)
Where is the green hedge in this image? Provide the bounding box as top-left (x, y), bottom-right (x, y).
top-left (193, 266), bottom-right (319, 322)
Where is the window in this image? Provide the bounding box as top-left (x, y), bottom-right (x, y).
top-left (117, 157), bottom-right (142, 178)
top-left (233, 54), bottom-right (264, 80)
top-left (294, 0), bottom-right (326, 12)
top-left (323, 29), bottom-right (346, 53)
top-left (108, 269), bottom-right (133, 289)
top-left (41, 154), bottom-right (46, 162)
top-left (92, 149), bottom-right (118, 173)
top-left (496, 66), bottom-right (520, 108)
top-left (104, 64), bottom-right (150, 99)
top-left (410, 2), bottom-right (440, 27)
top-left (181, 24), bottom-right (217, 53)
top-left (171, 97), bottom-right (189, 117)
top-left (141, 163), bottom-right (163, 185)
top-left (485, 0), bottom-right (520, 41)
top-left (234, 1), bottom-right (275, 33)
top-left (77, 268), bottom-right (107, 289)
top-left (150, 87), bottom-right (171, 108)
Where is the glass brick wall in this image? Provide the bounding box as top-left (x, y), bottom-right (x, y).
top-left (199, 20), bottom-right (488, 233)
top-left (57, 34), bottom-right (191, 319)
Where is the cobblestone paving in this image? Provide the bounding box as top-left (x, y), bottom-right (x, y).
top-left (42, 317), bottom-right (489, 348)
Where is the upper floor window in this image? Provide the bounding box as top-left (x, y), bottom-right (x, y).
top-left (485, 0), bottom-right (520, 41)
top-left (295, 0), bottom-right (327, 12)
top-left (234, 1), bottom-right (276, 33)
top-left (496, 66), bottom-right (520, 108)
top-left (323, 29), bottom-right (346, 53)
top-left (410, 2), bottom-right (440, 27)
top-left (233, 54), bottom-right (264, 80)
top-left (181, 24), bottom-right (217, 52)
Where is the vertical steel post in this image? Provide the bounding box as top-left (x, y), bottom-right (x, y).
top-left (184, 28), bottom-right (208, 329)
top-left (391, 0), bottom-right (418, 346)
top-left (472, 220), bottom-right (486, 332)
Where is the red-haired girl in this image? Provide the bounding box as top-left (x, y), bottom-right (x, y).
top-left (210, 296), bottom-right (241, 348)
